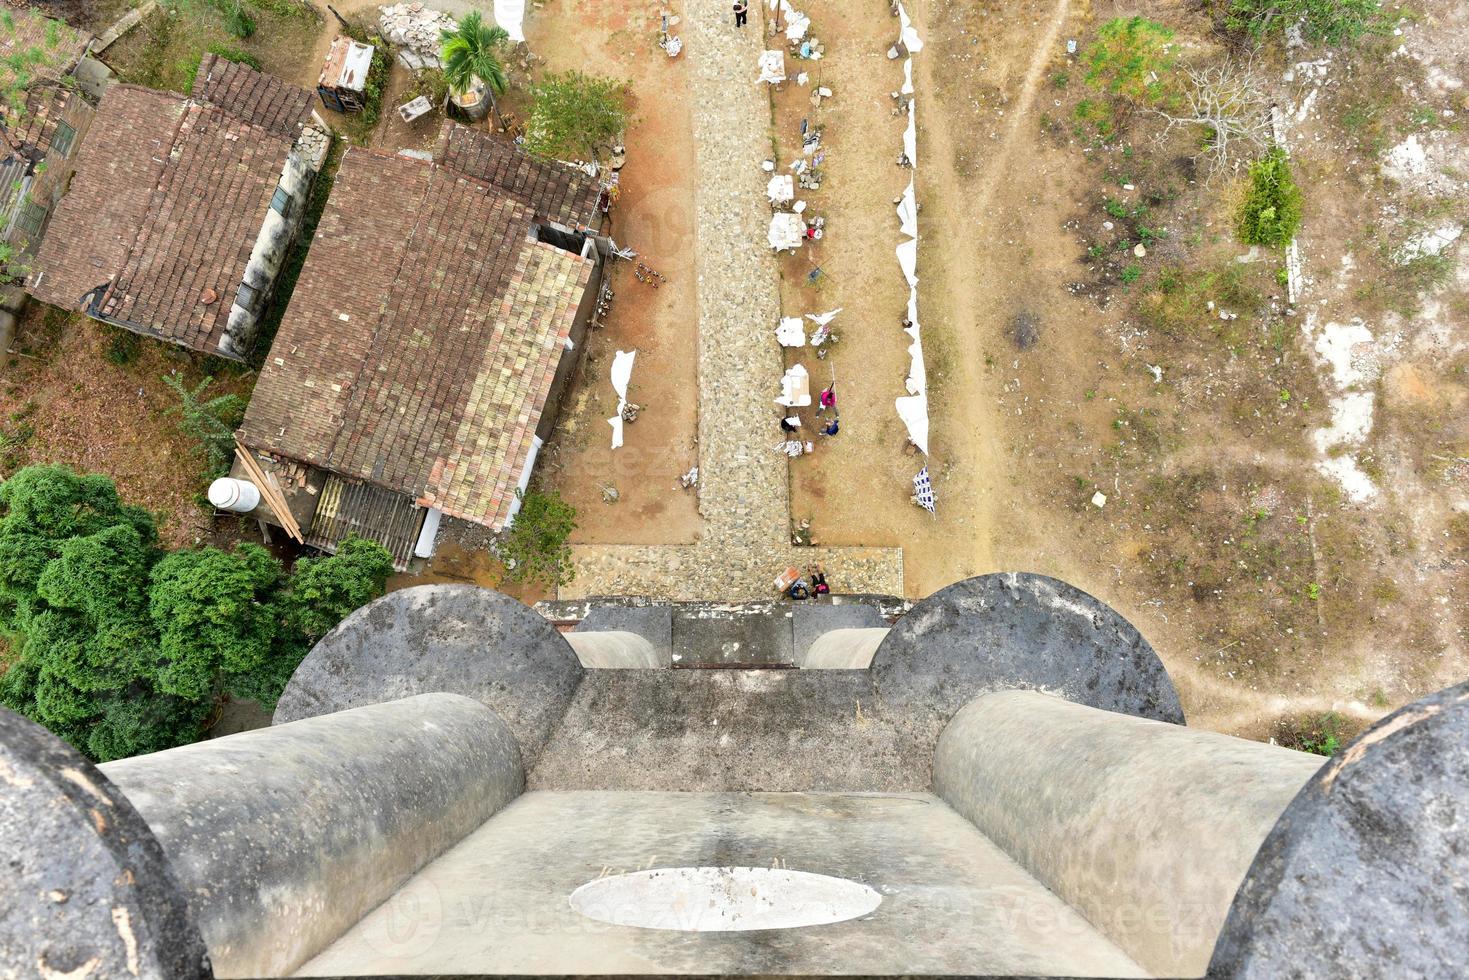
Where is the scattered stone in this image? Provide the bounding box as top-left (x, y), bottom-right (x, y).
top-left (1091, 491), bottom-right (1107, 508)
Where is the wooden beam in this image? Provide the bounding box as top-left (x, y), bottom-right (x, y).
top-left (233, 440), bottom-right (304, 543)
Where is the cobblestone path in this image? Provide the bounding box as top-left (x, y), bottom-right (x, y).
top-left (566, 0), bottom-right (903, 601)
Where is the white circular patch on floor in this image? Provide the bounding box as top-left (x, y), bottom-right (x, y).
top-left (569, 866), bottom-right (882, 932)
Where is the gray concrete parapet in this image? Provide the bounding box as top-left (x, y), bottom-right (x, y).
top-left (564, 629), bottom-right (664, 668)
top-left (0, 708), bottom-right (211, 979)
top-left (275, 584), bottom-right (583, 766)
top-left (873, 572), bottom-right (1184, 723)
top-left (801, 627), bottom-right (890, 668)
top-left (100, 693), bottom-right (523, 978)
top-left (933, 690), bottom-right (1322, 977)
top-left (1209, 680), bottom-right (1469, 979)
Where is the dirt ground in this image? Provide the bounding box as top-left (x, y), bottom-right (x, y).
top-left (0, 309), bottom-right (257, 550)
top-left (761, 0), bottom-right (1467, 738)
top-left (526, 0), bottom-right (703, 547)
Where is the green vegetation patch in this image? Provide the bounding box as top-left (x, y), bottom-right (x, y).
top-left (1238, 147), bottom-right (1303, 247)
top-left (0, 466), bottom-right (395, 761)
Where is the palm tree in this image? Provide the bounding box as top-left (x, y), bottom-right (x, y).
top-left (440, 12), bottom-right (510, 127)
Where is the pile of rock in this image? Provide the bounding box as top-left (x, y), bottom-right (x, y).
top-left (378, 3), bottom-right (457, 70)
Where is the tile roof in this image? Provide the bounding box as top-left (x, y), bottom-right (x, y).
top-left (192, 53), bottom-right (317, 140)
top-left (240, 148), bottom-right (594, 530)
top-left (435, 121), bottom-right (603, 229)
top-left (0, 7), bottom-right (89, 105)
top-left (28, 84), bottom-right (296, 355)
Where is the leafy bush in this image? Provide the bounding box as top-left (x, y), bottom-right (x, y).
top-left (523, 71), bottom-right (631, 163)
top-left (1084, 17), bottom-right (1175, 104)
top-left (1237, 147), bottom-right (1303, 247)
top-left (280, 536), bottom-right (395, 645)
top-left (1226, 0), bottom-right (1385, 46)
top-left (0, 467), bottom-right (395, 760)
top-left (496, 489), bottom-right (577, 587)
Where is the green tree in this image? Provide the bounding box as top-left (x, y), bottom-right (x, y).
top-left (162, 374), bottom-right (245, 481)
top-left (280, 535), bottom-right (395, 648)
top-left (1237, 147), bottom-right (1303, 247)
top-left (0, 468), bottom-right (203, 761)
top-left (0, 467), bottom-right (395, 757)
top-left (149, 543), bottom-right (283, 702)
top-left (440, 11), bottom-right (509, 109)
top-left (1226, 0), bottom-right (1384, 46)
top-left (0, 465), bottom-right (157, 626)
top-left (1084, 17), bottom-right (1175, 104)
top-left (496, 489), bottom-right (577, 588)
top-left (523, 71), bottom-right (630, 163)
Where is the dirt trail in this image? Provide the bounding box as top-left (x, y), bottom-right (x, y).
top-left (907, 0), bottom-right (1074, 592)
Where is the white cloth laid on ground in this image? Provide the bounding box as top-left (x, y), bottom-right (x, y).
top-left (777, 440), bottom-right (813, 457)
top-left (776, 364), bottom-right (812, 407)
top-left (896, 239), bottom-right (918, 285)
top-left (768, 212), bottom-right (805, 251)
top-left (607, 349), bottom-right (636, 448)
top-left (785, 12), bottom-right (811, 41)
top-left (895, 394), bottom-right (929, 455)
top-left (897, 179), bottom-right (918, 238)
top-left (494, 0), bottom-right (526, 42)
top-left (758, 50), bottom-right (787, 85)
top-left (896, 2), bottom-right (923, 52)
top-left (904, 100), bottom-right (918, 168)
top-left (767, 173), bottom-right (795, 204)
top-left (775, 317), bottom-right (806, 347)
top-left (806, 308), bottom-right (842, 327)
top-left (902, 58), bottom-right (914, 96)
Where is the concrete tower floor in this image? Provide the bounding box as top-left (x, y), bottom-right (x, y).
top-left (299, 791), bottom-right (1145, 977)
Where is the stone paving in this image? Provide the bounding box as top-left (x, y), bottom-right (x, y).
top-left (566, 0), bottom-right (903, 601)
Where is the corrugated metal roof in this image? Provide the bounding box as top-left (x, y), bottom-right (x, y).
top-left (306, 473), bottom-right (424, 569)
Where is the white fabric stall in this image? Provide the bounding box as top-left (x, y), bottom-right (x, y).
top-left (768, 212), bottom-right (805, 251)
top-left (607, 349), bottom-right (636, 449)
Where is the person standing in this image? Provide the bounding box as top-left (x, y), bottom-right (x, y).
top-left (733, 1), bottom-right (748, 27)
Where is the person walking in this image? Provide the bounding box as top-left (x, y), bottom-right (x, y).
top-left (733, 1), bottom-right (748, 27)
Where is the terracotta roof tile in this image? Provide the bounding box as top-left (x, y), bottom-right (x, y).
top-left (192, 53), bottom-right (317, 140)
top-left (240, 148), bottom-right (593, 531)
top-left (28, 83), bottom-right (300, 355)
top-left (434, 121), bottom-right (602, 229)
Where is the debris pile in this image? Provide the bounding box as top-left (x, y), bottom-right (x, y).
top-left (379, 3), bottom-right (457, 70)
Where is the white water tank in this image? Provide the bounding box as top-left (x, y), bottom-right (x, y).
top-left (208, 477), bottom-right (261, 514)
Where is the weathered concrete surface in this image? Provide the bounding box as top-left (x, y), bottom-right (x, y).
top-left (874, 572), bottom-right (1185, 724)
top-left (0, 709), bottom-right (211, 980)
top-left (1210, 681), bottom-right (1469, 979)
top-left (793, 599), bottom-right (891, 665)
top-left (299, 791), bottom-right (1146, 977)
top-left (803, 627), bottom-right (890, 668)
top-left (275, 585), bottom-right (583, 766)
top-left (562, 0), bottom-right (904, 602)
top-left (573, 601), bottom-right (674, 652)
top-left (101, 694), bottom-right (523, 978)
top-left (672, 600), bottom-right (793, 665)
top-left (530, 669), bottom-right (900, 791)
top-left (934, 691), bottom-right (1322, 978)
top-left (277, 579), bottom-right (1188, 793)
top-left (564, 629), bottom-right (662, 668)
